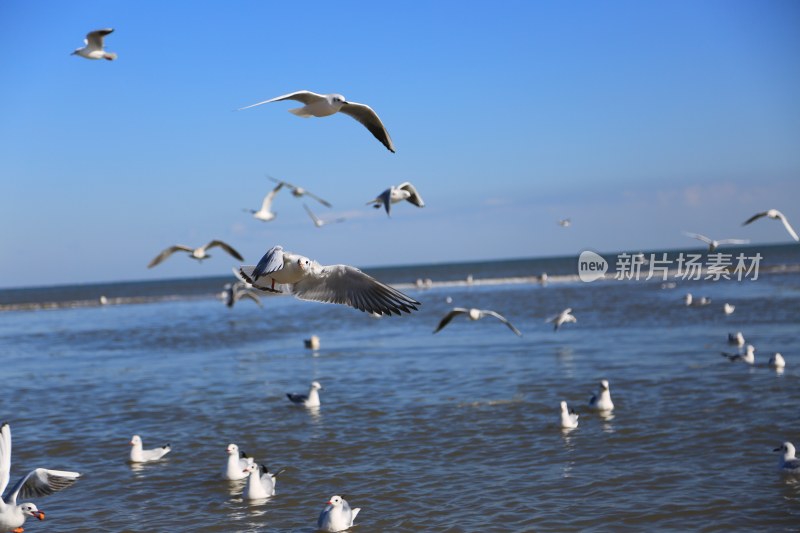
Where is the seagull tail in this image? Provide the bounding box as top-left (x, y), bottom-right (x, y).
top-left (104, 52), bottom-right (118, 61)
top-left (288, 107), bottom-right (313, 118)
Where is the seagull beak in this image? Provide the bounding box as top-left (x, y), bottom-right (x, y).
top-left (35, 511), bottom-right (45, 520)
top-left (774, 447), bottom-right (783, 452)
top-left (130, 442), bottom-right (135, 446)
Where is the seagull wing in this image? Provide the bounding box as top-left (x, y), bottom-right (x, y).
top-left (776, 212), bottom-right (800, 241)
top-left (250, 245), bottom-right (286, 281)
top-left (715, 239), bottom-right (750, 245)
top-left (237, 291), bottom-right (263, 307)
top-left (304, 190), bottom-right (332, 207)
top-left (86, 28), bottom-right (113, 51)
top-left (683, 232), bottom-right (712, 245)
top-left (482, 310), bottom-right (522, 336)
top-left (205, 240), bottom-right (244, 261)
top-left (0, 423), bottom-right (10, 498)
top-left (339, 102), bottom-right (395, 153)
top-left (5, 468), bottom-right (80, 505)
top-left (398, 182), bottom-right (425, 207)
top-left (238, 90), bottom-right (325, 111)
top-left (291, 264), bottom-right (420, 315)
top-left (433, 308), bottom-right (469, 333)
top-left (147, 245), bottom-right (193, 268)
top-left (261, 182), bottom-right (284, 211)
top-left (303, 204), bottom-right (322, 226)
top-left (743, 212), bottom-right (768, 226)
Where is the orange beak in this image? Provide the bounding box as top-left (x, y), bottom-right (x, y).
top-left (35, 511), bottom-right (45, 520)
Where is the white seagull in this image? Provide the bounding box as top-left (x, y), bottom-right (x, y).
top-left (683, 232), bottom-right (750, 252)
top-left (269, 176), bottom-right (331, 207)
top-left (317, 495), bottom-right (361, 532)
top-left (222, 282), bottom-right (262, 308)
top-left (743, 209), bottom-right (799, 241)
top-left (559, 401), bottom-right (579, 429)
top-left (148, 240), bottom-right (244, 268)
top-left (588, 380), bottom-right (614, 412)
top-left (768, 352), bottom-right (786, 369)
top-left (71, 28), bottom-right (117, 61)
top-left (224, 444), bottom-right (253, 481)
top-left (245, 181), bottom-right (284, 222)
top-left (774, 442), bottom-right (800, 473)
top-left (558, 218), bottom-right (571, 228)
top-left (728, 332), bottom-right (745, 346)
top-left (546, 308), bottom-right (577, 332)
top-left (721, 344), bottom-right (755, 364)
top-left (367, 182), bottom-right (425, 216)
top-left (723, 303), bottom-right (735, 315)
top-left (303, 204), bottom-right (347, 228)
top-left (239, 245), bottom-right (420, 316)
top-left (129, 435), bottom-right (171, 463)
top-left (433, 307), bottom-right (522, 336)
top-left (287, 381), bottom-right (322, 408)
top-left (0, 423), bottom-right (81, 533)
top-left (239, 90), bottom-right (395, 153)
top-left (242, 463), bottom-right (285, 500)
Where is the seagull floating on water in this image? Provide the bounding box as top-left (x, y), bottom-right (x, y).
top-left (546, 308), bottom-right (577, 331)
top-left (728, 332), bottom-right (745, 346)
top-left (269, 176), bottom-right (331, 207)
top-left (0, 423), bottom-right (81, 533)
top-left (239, 245), bottom-right (420, 316)
top-left (723, 303), bottom-right (735, 315)
top-left (721, 344), bottom-right (755, 364)
top-left (239, 90), bottom-right (395, 153)
top-left (684, 293), bottom-right (711, 307)
top-left (129, 435), bottom-right (171, 463)
top-left (768, 352), bottom-right (786, 369)
top-left (224, 444), bottom-right (253, 481)
top-left (242, 463), bottom-right (284, 499)
top-left (743, 209), bottom-right (799, 241)
top-left (287, 381), bottom-right (322, 408)
top-left (588, 380), bottom-right (614, 411)
top-left (71, 28), bottom-right (117, 60)
top-left (303, 204), bottom-right (347, 228)
top-left (683, 232), bottom-right (750, 252)
top-left (245, 182), bottom-right (284, 222)
top-left (774, 442), bottom-right (800, 473)
top-left (433, 307), bottom-right (522, 336)
top-left (317, 495), bottom-right (361, 532)
top-left (367, 182), bottom-right (425, 216)
top-left (148, 240), bottom-right (243, 268)
top-left (559, 401), bottom-right (579, 429)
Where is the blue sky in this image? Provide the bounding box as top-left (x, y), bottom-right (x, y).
top-left (1, 0), bottom-right (799, 288)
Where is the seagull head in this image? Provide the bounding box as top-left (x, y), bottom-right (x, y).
top-left (130, 435), bottom-right (142, 447)
top-left (599, 380), bottom-right (610, 390)
top-left (226, 443), bottom-right (239, 455)
top-left (327, 495), bottom-right (343, 507)
top-left (310, 381), bottom-right (323, 390)
top-left (775, 442), bottom-right (796, 457)
top-left (243, 463), bottom-right (258, 474)
top-left (329, 94), bottom-right (347, 106)
top-left (20, 503), bottom-right (45, 520)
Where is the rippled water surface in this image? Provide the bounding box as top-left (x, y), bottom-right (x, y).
top-left (2, 258), bottom-right (800, 531)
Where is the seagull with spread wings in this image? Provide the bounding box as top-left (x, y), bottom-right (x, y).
top-left (743, 209), bottom-right (799, 241)
top-left (148, 240), bottom-right (244, 268)
top-left (71, 28), bottom-right (117, 60)
top-left (433, 307), bottom-right (522, 336)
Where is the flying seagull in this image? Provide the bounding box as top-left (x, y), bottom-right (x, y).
top-left (239, 90), bottom-right (395, 153)
top-left (71, 28), bottom-right (117, 60)
top-left (0, 423), bottom-right (81, 533)
top-left (222, 282), bottom-right (262, 308)
top-left (743, 209), bottom-right (799, 241)
top-left (433, 307), bottom-right (522, 336)
top-left (303, 204), bottom-right (347, 228)
top-left (558, 218), bottom-right (571, 228)
top-left (148, 240), bottom-right (244, 268)
top-left (683, 232), bottom-right (750, 252)
top-left (245, 182), bottom-right (284, 222)
top-left (368, 182), bottom-right (425, 216)
top-left (546, 308), bottom-right (577, 331)
top-left (269, 176), bottom-right (331, 207)
top-left (239, 245), bottom-right (420, 316)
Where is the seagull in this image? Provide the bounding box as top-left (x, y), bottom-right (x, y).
top-left (588, 380), bottom-right (614, 411)
top-left (558, 218), bottom-right (571, 228)
top-left (245, 182), bottom-right (284, 222)
top-left (242, 463), bottom-right (285, 500)
top-left (287, 381), bottom-right (322, 408)
top-left (684, 293), bottom-right (711, 307)
top-left (723, 303), bottom-right (735, 315)
top-left (224, 444), bottom-right (253, 481)
top-left (367, 182), bottom-right (425, 216)
top-left (0, 423), bottom-right (81, 533)
top-left (268, 177), bottom-right (331, 207)
top-left (129, 435), bottom-right (171, 463)
top-left (71, 28), bottom-right (117, 60)
top-left (546, 308), bottom-right (577, 331)
top-left (774, 442), bottom-right (800, 473)
top-left (433, 307), bottom-right (522, 336)
top-left (559, 401), bottom-right (579, 429)
top-left (222, 282), bottom-right (262, 308)
top-left (303, 204), bottom-right (347, 228)
top-left (239, 90), bottom-right (395, 153)
top-left (728, 332), bottom-right (745, 346)
top-left (721, 344), bottom-right (755, 364)
top-left (768, 352), bottom-right (786, 369)
top-left (317, 495), bottom-right (361, 532)
top-left (304, 335), bottom-right (320, 350)
top-left (683, 232), bottom-right (750, 252)
top-left (239, 245), bottom-right (420, 316)
top-left (148, 240), bottom-right (244, 268)
top-left (743, 209), bottom-right (799, 241)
